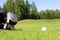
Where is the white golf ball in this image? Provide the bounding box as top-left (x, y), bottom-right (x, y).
top-left (41, 26), bottom-right (47, 31)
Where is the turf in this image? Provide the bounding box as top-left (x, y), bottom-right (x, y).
top-left (0, 19), bottom-right (60, 40)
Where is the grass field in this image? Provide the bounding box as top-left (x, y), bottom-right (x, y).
top-left (0, 19), bottom-right (60, 40)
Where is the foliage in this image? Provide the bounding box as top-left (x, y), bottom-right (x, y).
top-left (30, 2), bottom-right (40, 19)
top-left (3, 0), bottom-right (60, 19)
top-left (39, 9), bottom-right (60, 19)
top-left (3, 0), bottom-right (39, 20)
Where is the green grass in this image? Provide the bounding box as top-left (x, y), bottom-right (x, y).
top-left (0, 19), bottom-right (60, 40)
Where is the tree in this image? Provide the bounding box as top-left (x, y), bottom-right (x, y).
top-left (14, 0), bottom-right (23, 20)
top-left (31, 2), bottom-right (38, 19)
top-left (3, 0), bottom-right (14, 12)
top-left (55, 9), bottom-right (60, 18)
top-left (21, 0), bottom-right (30, 19)
top-left (40, 10), bottom-right (46, 19)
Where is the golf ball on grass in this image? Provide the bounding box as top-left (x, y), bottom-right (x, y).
top-left (41, 26), bottom-right (47, 31)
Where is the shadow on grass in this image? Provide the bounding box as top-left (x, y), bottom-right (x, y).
top-left (13, 29), bottom-right (23, 31)
top-left (0, 29), bottom-right (23, 32)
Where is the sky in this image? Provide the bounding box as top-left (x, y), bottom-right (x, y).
top-left (0, 0), bottom-right (60, 11)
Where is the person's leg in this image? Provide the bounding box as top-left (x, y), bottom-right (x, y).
top-left (3, 23), bottom-right (7, 29)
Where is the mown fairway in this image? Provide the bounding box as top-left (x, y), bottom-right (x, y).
top-left (0, 19), bottom-right (60, 40)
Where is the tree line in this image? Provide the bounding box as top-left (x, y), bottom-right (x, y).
top-left (40, 9), bottom-right (60, 19)
top-left (3, 0), bottom-right (60, 20)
